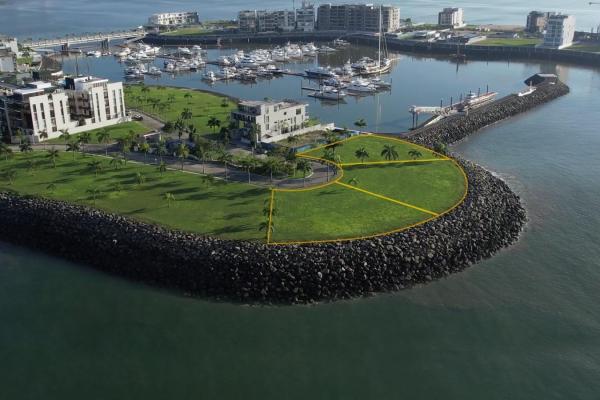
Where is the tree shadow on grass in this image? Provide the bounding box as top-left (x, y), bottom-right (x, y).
top-left (122, 207), bottom-right (148, 215)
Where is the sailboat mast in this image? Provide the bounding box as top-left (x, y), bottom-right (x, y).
top-left (378, 5), bottom-right (382, 68)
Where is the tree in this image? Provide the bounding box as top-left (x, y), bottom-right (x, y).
top-left (158, 161), bottom-right (167, 176)
top-left (348, 177), bottom-right (360, 186)
top-left (184, 92), bottom-right (193, 104)
top-left (0, 143), bottom-right (13, 161)
top-left (219, 126), bottom-right (231, 146)
top-left (174, 118), bottom-right (186, 140)
top-left (110, 154), bottom-right (125, 170)
top-left (287, 134), bottom-right (299, 147)
top-left (381, 145), bottom-right (399, 161)
top-left (259, 220), bottom-right (274, 241)
top-left (135, 172), bottom-right (146, 186)
top-left (139, 142), bottom-right (151, 164)
top-left (176, 142), bottom-right (189, 170)
top-left (238, 155), bottom-right (259, 184)
top-left (354, 118), bottom-right (367, 129)
top-left (3, 169), bottom-right (17, 185)
top-left (221, 98), bottom-right (229, 108)
top-left (263, 157), bottom-right (284, 184)
top-left (46, 183), bottom-right (57, 194)
top-left (207, 116), bottom-right (221, 133)
top-left (80, 132), bottom-right (92, 155)
top-left (46, 147), bottom-right (60, 168)
top-left (162, 121), bottom-right (174, 133)
top-left (164, 192), bottom-right (176, 208)
top-left (217, 149), bottom-right (234, 181)
top-left (87, 160), bottom-right (103, 176)
top-left (322, 148), bottom-right (337, 181)
top-left (86, 187), bottom-right (101, 206)
top-left (408, 150), bottom-right (422, 160)
top-left (187, 124), bottom-right (197, 141)
top-left (180, 108), bottom-right (193, 122)
top-left (66, 141), bottom-right (80, 160)
top-left (19, 141), bottom-right (33, 153)
top-left (153, 140), bottom-right (167, 162)
top-left (26, 159), bottom-right (37, 175)
top-left (112, 182), bottom-right (123, 193)
top-left (355, 147), bottom-right (369, 163)
top-left (116, 137), bottom-right (131, 155)
top-left (59, 129), bottom-right (70, 150)
top-left (433, 141), bottom-right (448, 157)
top-left (39, 129), bottom-right (48, 149)
top-left (296, 159), bottom-right (312, 187)
top-left (96, 129), bottom-right (111, 156)
top-left (193, 143), bottom-right (211, 174)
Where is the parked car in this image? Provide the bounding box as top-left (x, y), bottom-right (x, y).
top-left (131, 114), bottom-right (144, 121)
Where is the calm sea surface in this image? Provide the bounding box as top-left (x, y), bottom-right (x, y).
top-left (1, 1), bottom-right (600, 399)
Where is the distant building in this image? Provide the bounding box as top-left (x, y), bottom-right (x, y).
top-left (438, 8), bottom-right (465, 28)
top-left (542, 14), bottom-right (575, 49)
top-left (526, 11), bottom-right (554, 33)
top-left (0, 48), bottom-right (16, 73)
top-left (238, 11), bottom-right (259, 33)
top-left (257, 10), bottom-right (296, 32)
top-left (0, 35), bottom-right (19, 56)
top-left (0, 76), bottom-right (127, 143)
top-left (231, 100), bottom-right (309, 143)
top-left (316, 4), bottom-right (400, 32)
top-left (296, 1), bottom-right (316, 32)
top-left (148, 12), bottom-right (199, 27)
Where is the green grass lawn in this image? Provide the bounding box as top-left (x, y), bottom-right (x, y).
top-left (301, 135), bottom-right (440, 164)
top-left (341, 161), bottom-right (466, 214)
top-left (163, 27), bottom-right (213, 36)
top-left (476, 38), bottom-right (541, 47)
top-left (46, 121), bottom-right (150, 145)
top-left (270, 184), bottom-right (428, 243)
top-left (0, 152), bottom-right (267, 241)
top-left (124, 85), bottom-right (236, 138)
top-left (566, 43), bottom-right (600, 53)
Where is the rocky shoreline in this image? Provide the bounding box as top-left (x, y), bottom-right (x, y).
top-left (0, 81), bottom-right (569, 304)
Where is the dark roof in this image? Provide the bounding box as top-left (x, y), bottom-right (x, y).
top-left (524, 73), bottom-right (558, 86)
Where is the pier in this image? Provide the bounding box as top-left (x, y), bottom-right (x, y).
top-left (22, 29), bottom-right (147, 49)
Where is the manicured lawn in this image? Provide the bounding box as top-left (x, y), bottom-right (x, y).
top-left (341, 161), bottom-right (466, 214)
top-left (46, 121), bottom-right (150, 145)
top-left (270, 184), bottom-right (428, 243)
top-left (301, 134), bottom-right (440, 164)
top-left (163, 27), bottom-right (212, 36)
top-left (476, 38), bottom-right (541, 47)
top-left (124, 85), bottom-right (236, 138)
top-left (566, 43), bottom-right (600, 53)
top-left (0, 152), bottom-right (267, 241)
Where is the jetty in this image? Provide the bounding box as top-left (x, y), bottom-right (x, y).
top-left (22, 29), bottom-right (146, 50)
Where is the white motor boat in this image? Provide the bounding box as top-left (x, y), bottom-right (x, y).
top-left (305, 66), bottom-right (337, 79)
top-left (202, 71), bottom-right (217, 82)
top-left (86, 50), bottom-right (101, 57)
top-left (370, 77), bottom-right (392, 89)
top-left (346, 79), bottom-right (377, 93)
top-left (217, 67), bottom-right (238, 79)
top-left (178, 47), bottom-right (192, 56)
top-left (218, 56), bottom-right (231, 66)
top-left (144, 66), bottom-right (162, 76)
top-left (318, 46), bottom-right (336, 53)
top-left (309, 86), bottom-right (347, 100)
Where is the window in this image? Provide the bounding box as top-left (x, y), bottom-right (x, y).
top-left (296, 108), bottom-right (302, 115)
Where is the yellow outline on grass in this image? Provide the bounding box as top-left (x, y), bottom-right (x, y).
top-left (266, 189), bottom-right (275, 244)
top-left (268, 134), bottom-right (468, 246)
top-left (339, 158), bottom-right (449, 167)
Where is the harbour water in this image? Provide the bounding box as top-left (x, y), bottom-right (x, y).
top-left (2, 2), bottom-right (600, 398)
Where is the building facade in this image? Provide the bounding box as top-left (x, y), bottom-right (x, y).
top-left (438, 8), bottom-right (464, 28)
top-left (296, 1), bottom-right (316, 32)
top-left (0, 49), bottom-right (16, 73)
top-left (238, 10), bottom-right (259, 32)
top-left (542, 14), bottom-right (575, 49)
top-left (257, 10), bottom-right (296, 32)
top-left (0, 76), bottom-right (127, 143)
top-left (148, 12), bottom-right (199, 27)
top-left (316, 4), bottom-right (400, 32)
top-left (526, 11), bottom-right (554, 33)
top-left (231, 100), bottom-right (309, 143)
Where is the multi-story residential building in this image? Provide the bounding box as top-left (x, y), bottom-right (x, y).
top-left (0, 48), bottom-right (16, 73)
top-left (316, 4), bottom-right (400, 33)
top-left (438, 8), bottom-right (464, 28)
top-left (231, 100), bottom-right (309, 143)
top-left (0, 35), bottom-right (19, 56)
top-left (296, 1), bottom-right (316, 32)
top-left (526, 11), bottom-right (555, 33)
top-left (542, 14), bottom-right (576, 49)
top-left (238, 10), bottom-right (259, 33)
top-left (147, 12), bottom-right (199, 27)
top-left (257, 10), bottom-right (296, 32)
top-left (0, 76), bottom-right (127, 143)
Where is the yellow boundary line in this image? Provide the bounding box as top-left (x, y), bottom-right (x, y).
top-left (335, 181), bottom-right (439, 217)
top-left (267, 134), bottom-right (469, 246)
top-left (340, 158), bottom-right (450, 167)
top-left (266, 189), bottom-right (275, 244)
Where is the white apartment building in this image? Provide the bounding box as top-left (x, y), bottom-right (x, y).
top-left (542, 14), bottom-right (576, 49)
top-left (296, 1), bottom-right (316, 32)
top-left (231, 100), bottom-right (309, 143)
top-left (148, 12), bottom-right (199, 27)
top-left (257, 10), bottom-right (296, 32)
top-left (0, 76), bottom-right (127, 143)
top-left (316, 4), bottom-right (400, 33)
top-left (0, 49), bottom-right (16, 73)
top-left (438, 8), bottom-right (465, 28)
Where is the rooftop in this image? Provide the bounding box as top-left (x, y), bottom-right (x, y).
top-left (239, 99), bottom-right (305, 109)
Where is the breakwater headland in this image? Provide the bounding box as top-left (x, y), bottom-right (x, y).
top-left (0, 80), bottom-right (569, 304)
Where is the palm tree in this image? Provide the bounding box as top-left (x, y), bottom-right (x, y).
top-left (4, 169), bottom-right (17, 185)
top-left (322, 148), bottom-right (336, 181)
top-left (221, 98), bottom-right (229, 108)
top-left (238, 155), bottom-right (259, 184)
top-left (348, 177), bottom-right (360, 186)
top-left (296, 159), bottom-right (312, 187)
top-left (259, 220), bottom-right (274, 241)
top-left (263, 156), bottom-right (284, 184)
top-left (110, 154), bottom-right (125, 170)
top-left (287, 134), bottom-right (299, 147)
top-left (43, 147), bottom-right (59, 169)
top-left (39, 129), bottom-right (48, 149)
top-left (184, 92), bottom-right (193, 104)
top-left (79, 132), bottom-right (92, 155)
top-left (96, 129), bottom-right (111, 156)
top-left (87, 160), bottom-right (103, 176)
top-left (139, 142), bottom-right (151, 164)
top-left (433, 142), bottom-right (448, 157)
top-left (112, 182), bottom-right (123, 193)
top-left (66, 141), bottom-right (80, 160)
top-left (381, 145), bottom-right (399, 161)
top-left (26, 160), bottom-right (37, 175)
top-left (153, 140), bottom-right (167, 162)
top-left (59, 129), bottom-right (70, 150)
top-left (187, 124), bottom-right (197, 141)
top-left (86, 186), bottom-right (101, 206)
top-left (164, 192), bottom-right (176, 208)
top-left (158, 161), bottom-right (167, 176)
top-left (217, 149), bottom-right (234, 181)
top-left (176, 142), bottom-right (189, 170)
top-left (219, 126), bottom-right (230, 145)
top-left (180, 108), bottom-right (193, 122)
top-left (174, 118), bottom-right (186, 140)
top-left (355, 147), bottom-right (369, 163)
top-left (116, 137), bottom-right (130, 155)
top-left (408, 150), bottom-right (422, 160)
top-left (193, 144), bottom-right (211, 174)
top-left (46, 183), bottom-right (57, 194)
top-left (354, 118), bottom-right (367, 129)
top-left (207, 116), bottom-right (221, 133)
top-left (19, 141), bottom-right (33, 153)
top-left (0, 143), bottom-right (13, 161)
